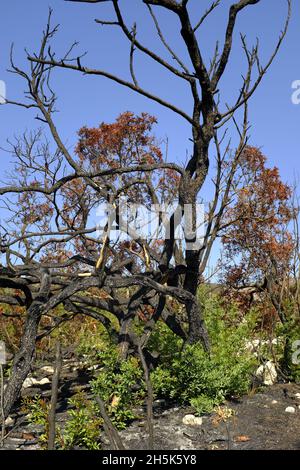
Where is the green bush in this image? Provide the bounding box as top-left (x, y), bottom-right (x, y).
top-left (22, 392), bottom-right (102, 450)
top-left (21, 395), bottom-right (50, 448)
top-left (151, 290), bottom-right (258, 414)
top-left (63, 391), bottom-right (102, 450)
top-left (91, 346), bottom-right (145, 429)
top-left (190, 395), bottom-right (221, 415)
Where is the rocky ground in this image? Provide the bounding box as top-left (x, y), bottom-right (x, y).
top-left (1, 359), bottom-right (300, 451)
top-left (118, 383), bottom-right (300, 450)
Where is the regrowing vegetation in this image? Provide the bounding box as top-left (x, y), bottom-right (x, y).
top-left (0, 0), bottom-right (299, 451)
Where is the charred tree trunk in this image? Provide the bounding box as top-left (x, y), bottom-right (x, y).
top-left (2, 269), bottom-right (51, 420)
top-left (48, 340), bottom-right (62, 450)
top-left (185, 299), bottom-right (210, 350)
top-left (181, 157), bottom-right (211, 350)
top-left (118, 315), bottom-right (133, 361)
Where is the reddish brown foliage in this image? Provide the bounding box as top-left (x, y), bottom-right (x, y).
top-left (221, 146), bottom-right (294, 299)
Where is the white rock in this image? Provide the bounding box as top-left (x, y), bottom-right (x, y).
top-left (264, 361), bottom-right (278, 385)
top-left (23, 377), bottom-right (50, 388)
top-left (38, 377), bottom-right (50, 385)
top-left (40, 366), bottom-right (55, 375)
top-left (23, 377), bottom-right (35, 388)
top-left (271, 400), bottom-right (278, 405)
top-left (182, 414), bottom-right (203, 426)
top-left (294, 393), bottom-right (300, 400)
top-left (245, 339), bottom-right (261, 353)
top-left (256, 365), bottom-right (266, 380)
top-left (5, 417), bottom-right (14, 426)
top-left (255, 361), bottom-right (277, 386)
top-left (245, 338), bottom-right (280, 354)
top-left (271, 338), bottom-right (279, 346)
top-left (285, 406), bottom-right (296, 414)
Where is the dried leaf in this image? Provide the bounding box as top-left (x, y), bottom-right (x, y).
top-left (234, 435), bottom-right (251, 443)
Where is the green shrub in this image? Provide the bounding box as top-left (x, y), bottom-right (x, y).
top-left (91, 346), bottom-right (145, 429)
top-left (190, 395), bottom-right (221, 415)
top-left (63, 391), bottom-right (102, 450)
top-left (146, 319), bottom-right (183, 359)
top-left (21, 395), bottom-right (50, 448)
top-left (151, 290), bottom-right (258, 414)
top-left (22, 392), bottom-right (101, 450)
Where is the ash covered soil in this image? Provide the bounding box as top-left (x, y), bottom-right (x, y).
top-left (1, 359), bottom-right (300, 451)
top-left (120, 383), bottom-right (300, 451)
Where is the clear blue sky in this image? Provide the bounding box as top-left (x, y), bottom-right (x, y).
top-left (0, 0), bottom-right (299, 271)
top-left (1, 0), bottom-right (299, 177)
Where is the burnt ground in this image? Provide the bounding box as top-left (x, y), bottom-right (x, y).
top-left (118, 383), bottom-right (300, 451)
top-left (1, 359), bottom-right (300, 451)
